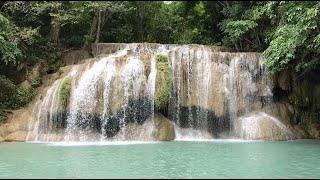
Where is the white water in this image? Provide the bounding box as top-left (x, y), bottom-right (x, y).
top-left (25, 43), bottom-right (295, 142)
top-left (239, 112), bottom-right (295, 140)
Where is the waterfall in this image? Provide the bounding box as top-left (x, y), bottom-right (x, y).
top-left (25, 43), bottom-right (295, 142)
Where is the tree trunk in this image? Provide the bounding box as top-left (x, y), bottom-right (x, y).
top-left (48, 17), bottom-right (61, 47)
top-left (234, 42), bottom-right (240, 52)
top-left (95, 10), bottom-right (102, 44)
top-left (89, 10), bottom-right (99, 43)
top-left (84, 10), bottom-right (108, 49)
top-left (95, 10), bottom-right (108, 43)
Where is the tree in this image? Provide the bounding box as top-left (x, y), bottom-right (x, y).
top-left (36, 1), bottom-right (84, 47)
top-left (220, 1), bottom-right (320, 74)
top-left (82, 1), bottom-right (126, 47)
top-left (0, 13), bottom-right (22, 65)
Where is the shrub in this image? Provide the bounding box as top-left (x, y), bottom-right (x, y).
top-left (9, 87), bottom-right (36, 109)
top-left (0, 75), bottom-right (16, 92)
top-left (0, 75), bottom-right (35, 111)
top-left (30, 75), bottom-right (42, 88)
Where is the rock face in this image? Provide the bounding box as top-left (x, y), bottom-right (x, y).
top-left (0, 136), bottom-right (4, 142)
top-left (5, 131), bottom-right (28, 142)
top-left (0, 108), bottom-right (32, 142)
top-left (273, 69), bottom-right (320, 139)
top-left (4, 43), bottom-right (320, 142)
top-left (60, 49), bottom-right (91, 65)
top-left (234, 112), bottom-right (295, 140)
top-left (153, 113), bottom-right (175, 141)
top-left (167, 45), bottom-right (273, 137)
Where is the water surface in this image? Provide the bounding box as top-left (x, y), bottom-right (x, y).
top-left (0, 140), bottom-right (319, 178)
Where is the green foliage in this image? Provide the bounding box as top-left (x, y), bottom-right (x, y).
top-left (0, 75), bottom-right (16, 92)
top-left (0, 75), bottom-right (36, 114)
top-left (263, 2), bottom-right (320, 73)
top-left (58, 77), bottom-right (72, 109)
top-left (0, 13), bottom-right (22, 64)
top-left (30, 75), bottom-right (41, 88)
top-left (0, 87), bottom-right (35, 109)
top-left (220, 1), bottom-right (320, 74)
top-left (10, 87), bottom-right (35, 108)
top-left (0, 109), bottom-right (6, 123)
top-left (222, 20), bottom-right (258, 42)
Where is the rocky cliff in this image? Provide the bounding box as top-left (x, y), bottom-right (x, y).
top-left (0, 43), bottom-right (318, 142)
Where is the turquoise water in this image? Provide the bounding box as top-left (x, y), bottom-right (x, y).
top-left (0, 140), bottom-right (319, 179)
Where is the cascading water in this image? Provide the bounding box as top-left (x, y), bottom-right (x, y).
top-left (25, 43), bottom-right (295, 142)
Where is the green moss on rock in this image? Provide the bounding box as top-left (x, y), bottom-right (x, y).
top-left (155, 53), bottom-right (171, 110)
top-left (155, 82), bottom-right (170, 109)
top-left (58, 77), bottom-right (72, 109)
top-left (156, 53), bottom-right (168, 63)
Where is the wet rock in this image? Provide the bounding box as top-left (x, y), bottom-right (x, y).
top-left (235, 112), bottom-right (295, 141)
top-left (171, 106), bottom-right (230, 137)
top-left (5, 131), bottom-right (28, 142)
top-left (112, 120), bottom-right (155, 141)
top-left (153, 113), bottom-right (175, 141)
top-left (261, 102), bottom-right (294, 125)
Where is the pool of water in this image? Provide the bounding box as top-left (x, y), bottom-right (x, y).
top-left (0, 140), bottom-right (319, 178)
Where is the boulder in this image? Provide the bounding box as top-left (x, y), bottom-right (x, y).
top-left (234, 112), bottom-right (295, 141)
top-left (153, 113), bottom-right (175, 141)
top-left (5, 131), bottom-right (28, 142)
top-left (0, 136), bottom-right (4, 142)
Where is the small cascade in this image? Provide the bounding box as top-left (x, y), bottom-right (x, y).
top-left (24, 43), bottom-right (295, 142)
top-left (173, 123), bottom-right (213, 140)
top-left (235, 112), bottom-right (295, 140)
top-left (168, 46), bottom-right (276, 138)
top-left (65, 57), bottom-right (117, 141)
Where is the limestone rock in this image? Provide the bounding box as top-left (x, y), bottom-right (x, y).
top-left (0, 136), bottom-right (4, 142)
top-left (234, 112), bottom-right (295, 141)
top-left (112, 120), bottom-right (155, 141)
top-left (309, 123), bottom-right (320, 139)
top-left (61, 49), bottom-right (91, 65)
top-left (291, 125), bottom-right (309, 139)
top-left (261, 102), bottom-right (294, 126)
top-left (278, 71), bottom-right (290, 91)
top-left (153, 113), bottom-right (175, 141)
top-left (5, 131), bottom-right (28, 142)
